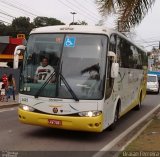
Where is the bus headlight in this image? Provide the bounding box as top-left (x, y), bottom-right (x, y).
top-left (78, 111), bottom-right (102, 117)
top-left (19, 104), bottom-right (35, 112)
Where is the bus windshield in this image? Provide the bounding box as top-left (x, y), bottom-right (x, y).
top-left (20, 33), bottom-right (108, 100)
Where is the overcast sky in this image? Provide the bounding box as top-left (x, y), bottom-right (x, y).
top-left (0, 0), bottom-right (160, 51)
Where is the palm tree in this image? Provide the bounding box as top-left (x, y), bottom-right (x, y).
top-left (96, 0), bottom-right (155, 31)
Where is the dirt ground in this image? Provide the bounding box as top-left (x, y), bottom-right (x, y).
top-left (125, 119), bottom-right (160, 151)
top-left (120, 114), bottom-right (160, 156)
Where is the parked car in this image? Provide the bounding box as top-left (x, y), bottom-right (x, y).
top-left (147, 74), bottom-right (159, 94)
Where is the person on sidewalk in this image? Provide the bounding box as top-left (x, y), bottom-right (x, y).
top-left (0, 83), bottom-right (6, 102)
top-left (6, 74), bottom-right (16, 101)
top-left (2, 73), bottom-right (8, 88)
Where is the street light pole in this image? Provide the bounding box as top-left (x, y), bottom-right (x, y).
top-left (70, 12), bottom-right (77, 25)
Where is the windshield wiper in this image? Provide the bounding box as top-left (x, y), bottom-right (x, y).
top-left (34, 71), bottom-right (79, 102)
top-left (59, 73), bottom-right (79, 101)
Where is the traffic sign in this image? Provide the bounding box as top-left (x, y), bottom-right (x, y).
top-left (64, 37), bottom-right (76, 48)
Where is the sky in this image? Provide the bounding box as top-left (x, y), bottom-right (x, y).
top-left (0, 0), bottom-right (160, 52)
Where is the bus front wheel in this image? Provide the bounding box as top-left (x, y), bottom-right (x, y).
top-left (108, 106), bottom-right (119, 131)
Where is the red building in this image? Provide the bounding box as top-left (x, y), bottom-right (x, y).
top-left (0, 35), bottom-right (24, 63)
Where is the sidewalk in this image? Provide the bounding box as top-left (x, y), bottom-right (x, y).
top-left (0, 95), bottom-right (19, 109)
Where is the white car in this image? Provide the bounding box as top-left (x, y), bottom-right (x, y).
top-left (147, 74), bottom-right (159, 94)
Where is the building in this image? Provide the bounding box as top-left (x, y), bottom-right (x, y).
top-left (148, 49), bottom-right (160, 71)
top-left (0, 35), bottom-right (24, 67)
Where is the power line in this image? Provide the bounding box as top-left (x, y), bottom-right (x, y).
top-left (85, 0), bottom-right (96, 7)
top-left (136, 39), bottom-right (159, 43)
top-left (0, 9), bottom-right (15, 18)
top-left (58, 0), bottom-right (98, 24)
top-left (7, 0), bottom-right (43, 16)
top-left (63, 0), bottom-right (98, 23)
top-left (0, 15), bottom-right (12, 21)
top-left (0, 0), bottom-right (37, 18)
top-left (134, 31), bottom-right (153, 50)
top-left (145, 44), bottom-right (159, 48)
top-left (66, 0), bottom-right (100, 21)
top-left (0, 19), bottom-right (11, 24)
top-left (84, 0), bottom-right (115, 26)
top-left (65, 0), bottom-right (99, 22)
top-left (0, 2), bottom-right (34, 20)
top-left (135, 35), bottom-right (160, 42)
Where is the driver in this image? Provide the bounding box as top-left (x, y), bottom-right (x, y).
top-left (34, 57), bottom-right (55, 83)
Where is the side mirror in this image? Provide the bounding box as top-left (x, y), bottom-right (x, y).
top-left (111, 63), bottom-right (119, 78)
top-left (13, 45), bottom-right (26, 69)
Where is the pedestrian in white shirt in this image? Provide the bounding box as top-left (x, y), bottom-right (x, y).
top-left (0, 83), bottom-right (6, 101)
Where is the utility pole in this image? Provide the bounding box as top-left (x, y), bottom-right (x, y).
top-left (70, 12), bottom-right (77, 25)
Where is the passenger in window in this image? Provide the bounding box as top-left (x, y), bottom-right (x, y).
top-left (34, 57), bottom-right (55, 83)
top-left (81, 63), bottom-right (100, 80)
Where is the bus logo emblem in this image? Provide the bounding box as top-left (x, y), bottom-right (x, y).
top-left (53, 108), bottom-right (58, 113)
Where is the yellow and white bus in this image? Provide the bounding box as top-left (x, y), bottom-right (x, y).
top-left (17, 25), bottom-right (147, 132)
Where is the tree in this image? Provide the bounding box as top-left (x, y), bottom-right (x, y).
top-left (96, 0), bottom-right (155, 30)
top-left (0, 16), bottom-right (66, 38)
top-left (11, 17), bottom-right (33, 38)
top-left (0, 22), bottom-right (6, 35)
top-left (33, 16), bottom-right (65, 28)
top-left (70, 20), bottom-right (88, 25)
top-left (78, 21), bottom-right (88, 25)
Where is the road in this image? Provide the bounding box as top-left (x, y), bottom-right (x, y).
top-left (0, 94), bottom-right (160, 154)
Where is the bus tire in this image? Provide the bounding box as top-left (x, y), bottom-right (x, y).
top-left (134, 92), bottom-right (142, 111)
top-left (108, 104), bottom-right (120, 131)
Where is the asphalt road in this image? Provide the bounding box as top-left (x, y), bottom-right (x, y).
top-left (0, 94), bottom-right (160, 154)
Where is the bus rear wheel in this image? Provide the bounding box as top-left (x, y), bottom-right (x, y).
top-left (134, 92), bottom-right (142, 111)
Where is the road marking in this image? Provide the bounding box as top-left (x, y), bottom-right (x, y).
top-left (0, 107), bottom-right (16, 113)
top-left (92, 104), bottom-right (160, 157)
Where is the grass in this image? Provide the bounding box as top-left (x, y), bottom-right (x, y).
top-left (119, 116), bottom-right (160, 156)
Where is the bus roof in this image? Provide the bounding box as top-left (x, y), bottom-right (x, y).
top-left (30, 25), bottom-right (114, 35)
top-left (30, 25), bottom-right (146, 53)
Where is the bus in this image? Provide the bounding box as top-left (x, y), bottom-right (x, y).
top-left (16, 25), bottom-right (148, 132)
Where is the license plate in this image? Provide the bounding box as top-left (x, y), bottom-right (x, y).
top-left (48, 119), bottom-right (62, 126)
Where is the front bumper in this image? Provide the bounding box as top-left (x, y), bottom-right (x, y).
top-left (18, 108), bottom-right (103, 132)
top-left (147, 87), bottom-right (159, 93)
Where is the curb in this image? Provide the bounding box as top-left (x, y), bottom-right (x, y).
top-left (0, 103), bottom-right (19, 109)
